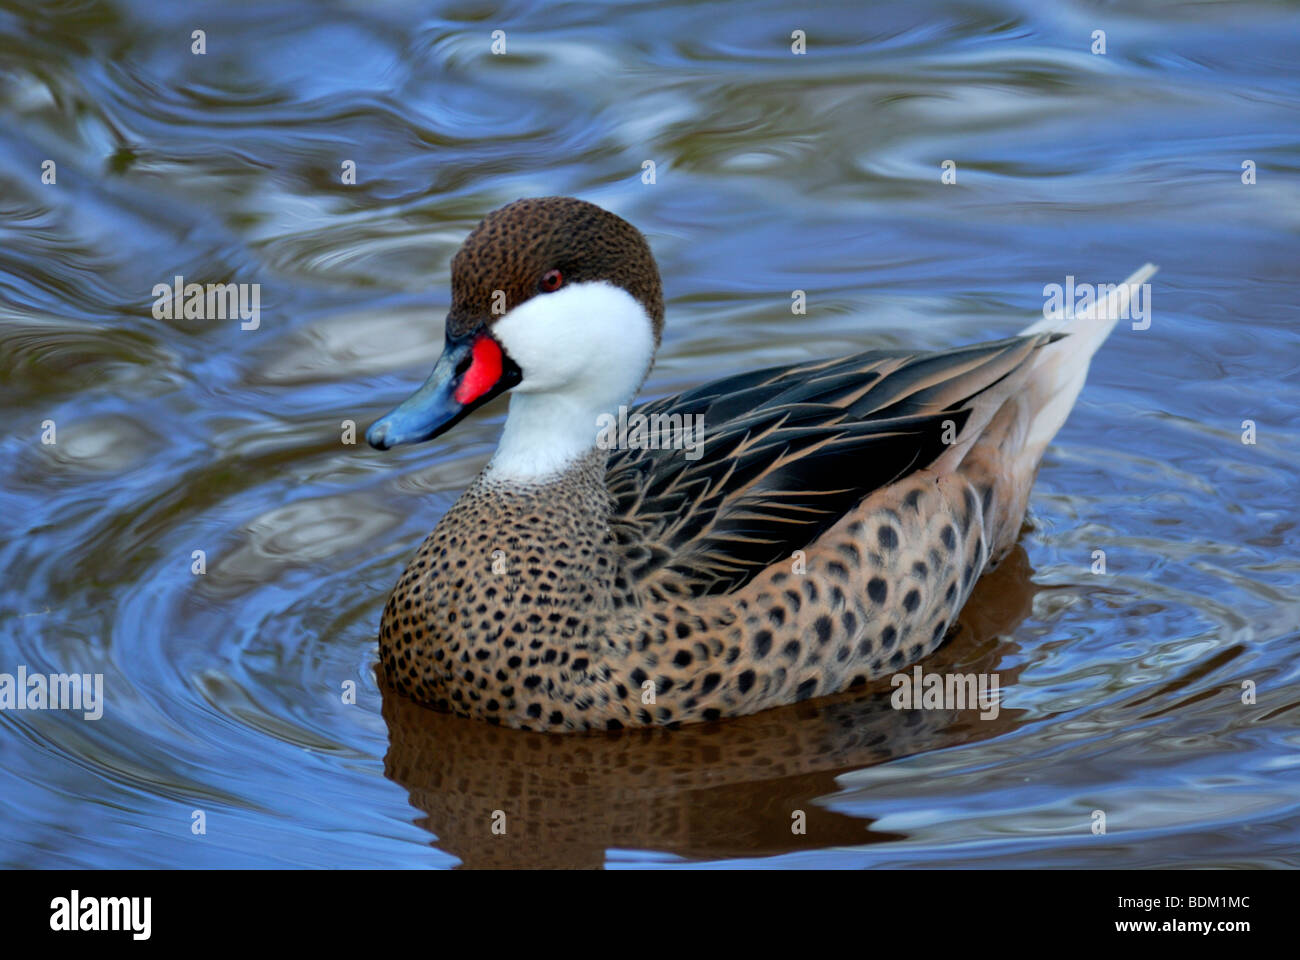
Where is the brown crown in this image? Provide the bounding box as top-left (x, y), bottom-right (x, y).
top-left (445, 197), bottom-right (665, 346)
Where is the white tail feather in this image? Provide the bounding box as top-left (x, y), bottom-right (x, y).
top-left (1016, 263), bottom-right (1158, 466)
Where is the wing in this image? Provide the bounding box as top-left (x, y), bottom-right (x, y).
top-left (606, 334), bottom-right (1058, 597)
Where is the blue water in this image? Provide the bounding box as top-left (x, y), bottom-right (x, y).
top-left (1, 0), bottom-right (1297, 868)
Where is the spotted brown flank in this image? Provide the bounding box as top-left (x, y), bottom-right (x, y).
top-left (371, 196), bottom-right (1156, 731)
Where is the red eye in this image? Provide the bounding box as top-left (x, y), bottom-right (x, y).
top-left (539, 269), bottom-right (563, 293)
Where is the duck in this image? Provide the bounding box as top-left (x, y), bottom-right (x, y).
top-left (366, 195), bottom-right (1155, 732)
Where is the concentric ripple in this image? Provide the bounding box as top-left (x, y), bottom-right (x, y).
top-left (0, 0), bottom-right (1297, 868)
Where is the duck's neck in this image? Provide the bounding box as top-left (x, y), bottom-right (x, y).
top-left (484, 280), bottom-right (657, 482)
top-left (484, 392), bottom-right (603, 481)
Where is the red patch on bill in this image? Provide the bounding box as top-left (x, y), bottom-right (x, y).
top-left (454, 335), bottom-right (504, 405)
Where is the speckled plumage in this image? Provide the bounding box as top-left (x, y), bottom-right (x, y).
top-left (381, 443), bottom-right (1015, 731)
top-left (372, 196), bottom-right (1154, 731)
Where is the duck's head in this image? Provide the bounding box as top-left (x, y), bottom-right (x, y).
top-left (366, 196), bottom-right (664, 453)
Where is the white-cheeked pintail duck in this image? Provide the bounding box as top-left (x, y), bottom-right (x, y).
top-left (367, 196), bottom-right (1155, 731)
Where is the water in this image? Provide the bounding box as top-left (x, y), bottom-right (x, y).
top-left (1, 0), bottom-right (1297, 869)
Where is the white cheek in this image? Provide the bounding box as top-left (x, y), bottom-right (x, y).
top-left (487, 280), bottom-right (657, 481)
top-left (492, 281), bottom-right (654, 401)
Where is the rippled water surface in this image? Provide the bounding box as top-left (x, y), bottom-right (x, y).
top-left (2, 0), bottom-right (1298, 868)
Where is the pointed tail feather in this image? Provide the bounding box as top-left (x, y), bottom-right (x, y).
top-left (1013, 263), bottom-right (1157, 467)
top-left (1021, 262), bottom-right (1158, 339)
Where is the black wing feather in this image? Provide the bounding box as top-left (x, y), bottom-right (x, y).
top-left (607, 335), bottom-right (1053, 596)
